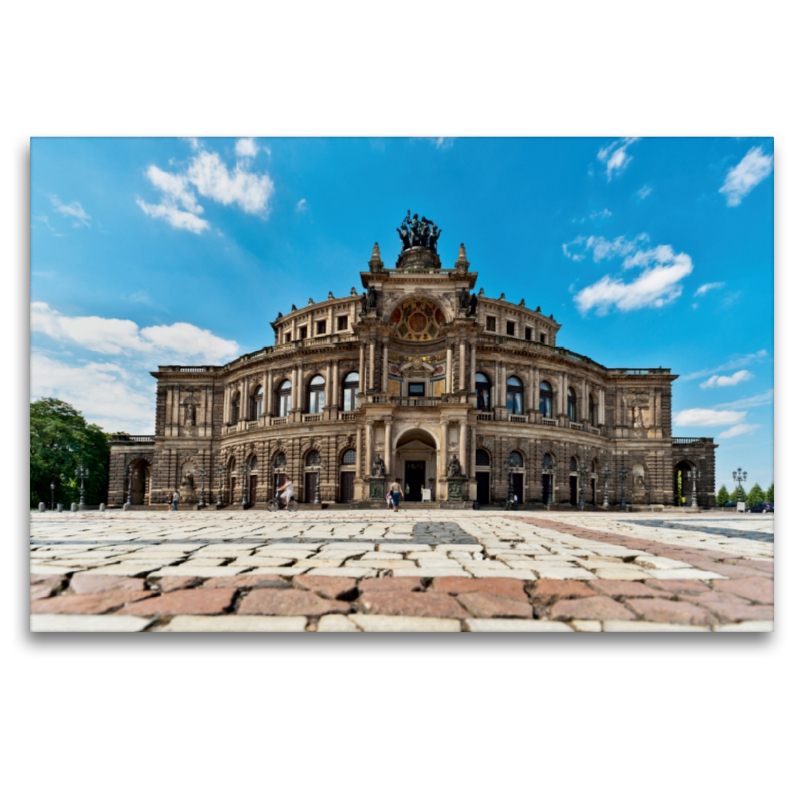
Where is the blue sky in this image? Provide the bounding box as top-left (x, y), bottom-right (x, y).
top-left (30, 136), bottom-right (774, 491)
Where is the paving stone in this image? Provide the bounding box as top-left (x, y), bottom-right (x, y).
top-left (116, 588), bottom-right (237, 616)
top-left (633, 556), bottom-right (692, 570)
top-left (239, 589), bottom-right (350, 616)
top-left (29, 575), bottom-right (66, 600)
top-left (431, 576), bottom-right (528, 600)
top-left (203, 574), bottom-right (290, 590)
top-left (146, 566), bottom-right (250, 578)
top-left (31, 614), bottom-right (152, 633)
top-left (359, 576), bottom-right (425, 593)
top-left (713, 621), bottom-right (773, 632)
top-left (388, 567), bottom-right (468, 578)
top-left (592, 566), bottom-right (655, 581)
top-left (305, 567), bottom-right (375, 578)
top-left (643, 579), bottom-right (712, 595)
top-left (588, 580), bottom-right (672, 599)
top-left (349, 614), bottom-right (461, 632)
top-left (530, 579), bottom-right (598, 603)
top-left (153, 576), bottom-right (205, 592)
top-left (648, 568), bottom-right (726, 580)
top-left (316, 615), bottom-right (361, 632)
top-left (358, 590), bottom-right (469, 619)
top-left (626, 598), bottom-right (717, 626)
top-left (603, 621), bottom-right (710, 632)
top-left (464, 619), bottom-right (572, 632)
top-left (69, 573), bottom-right (147, 595)
top-left (687, 592), bottom-right (774, 623)
top-left (456, 592), bottom-right (533, 618)
top-left (551, 596), bottom-right (636, 621)
top-left (292, 575), bottom-right (357, 599)
top-left (531, 566), bottom-right (596, 580)
top-left (79, 563), bottom-right (169, 576)
top-left (32, 590), bottom-right (156, 615)
top-left (29, 565), bottom-right (80, 576)
top-left (571, 620), bottom-right (602, 632)
top-left (249, 567), bottom-right (311, 576)
top-left (159, 615), bottom-right (307, 632)
top-left (711, 577), bottom-right (773, 604)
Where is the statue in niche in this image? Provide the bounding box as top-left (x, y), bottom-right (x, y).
top-left (459, 288), bottom-right (470, 310)
top-left (180, 471), bottom-right (195, 498)
top-left (372, 453), bottom-right (386, 478)
top-left (632, 463), bottom-right (646, 494)
top-left (468, 293), bottom-right (478, 316)
top-left (447, 454), bottom-right (463, 478)
top-left (368, 285), bottom-right (378, 309)
top-left (361, 293), bottom-right (368, 314)
top-left (185, 404), bottom-right (196, 427)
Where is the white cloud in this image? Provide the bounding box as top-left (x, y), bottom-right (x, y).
top-left (136, 199), bottom-right (209, 234)
top-left (145, 165), bottom-right (203, 213)
top-left (695, 281), bottom-right (725, 297)
top-left (720, 146), bottom-right (774, 206)
top-left (715, 389), bottom-right (774, 410)
top-left (48, 194), bottom-right (91, 227)
top-left (718, 423), bottom-right (760, 439)
top-left (700, 370), bottom-right (754, 389)
top-left (31, 302), bottom-right (238, 362)
top-left (234, 137), bottom-right (258, 158)
top-left (186, 150), bottom-right (274, 214)
top-left (30, 352), bottom-right (154, 433)
top-left (636, 185), bottom-right (652, 200)
top-left (295, 198), bottom-right (308, 213)
top-left (684, 350), bottom-right (769, 380)
top-left (590, 209), bottom-right (612, 220)
top-left (674, 408), bottom-right (746, 426)
top-left (574, 244), bottom-right (693, 314)
top-left (597, 137), bottom-right (639, 180)
top-left (562, 233), bottom-right (649, 263)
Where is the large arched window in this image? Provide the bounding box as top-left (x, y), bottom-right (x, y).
top-left (589, 394), bottom-right (596, 426)
top-left (476, 449), bottom-right (491, 466)
top-left (305, 450), bottom-right (321, 466)
top-left (509, 451), bottom-right (524, 468)
top-left (342, 372), bottom-right (359, 411)
top-left (231, 392), bottom-right (240, 424)
top-left (542, 453), bottom-right (554, 469)
top-left (506, 376), bottom-right (523, 414)
top-left (277, 380), bottom-right (291, 417)
top-left (250, 385), bottom-right (263, 420)
top-left (570, 456), bottom-right (578, 472)
top-left (475, 372), bottom-right (491, 411)
top-left (341, 448), bottom-right (356, 465)
top-left (273, 452), bottom-right (286, 470)
top-left (308, 375), bottom-right (325, 413)
top-left (539, 381), bottom-right (553, 418)
top-left (567, 387), bottom-right (578, 422)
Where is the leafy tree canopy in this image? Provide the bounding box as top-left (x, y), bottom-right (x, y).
top-left (30, 398), bottom-right (109, 507)
top-left (746, 483), bottom-right (765, 507)
top-left (766, 483), bottom-right (774, 503)
top-left (716, 485), bottom-right (730, 506)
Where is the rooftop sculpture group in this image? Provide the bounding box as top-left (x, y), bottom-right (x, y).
top-left (397, 211), bottom-right (442, 253)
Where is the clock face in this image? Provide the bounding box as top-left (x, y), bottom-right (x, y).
top-left (391, 299), bottom-right (445, 341)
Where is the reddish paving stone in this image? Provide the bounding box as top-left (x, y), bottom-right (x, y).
top-left (29, 576), bottom-right (65, 601)
top-left (154, 576), bottom-right (205, 592)
top-left (530, 579), bottom-right (598, 603)
top-left (239, 588), bottom-right (349, 616)
top-left (688, 593), bottom-right (774, 623)
top-left (32, 591), bottom-right (156, 615)
top-left (358, 591), bottom-right (468, 619)
top-left (644, 579), bottom-right (712, 596)
top-left (204, 574), bottom-right (288, 590)
top-left (116, 588), bottom-right (236, 616)
top-left (711, 577), bottom-right (773, 604)
top-left (457, 592), bottom-right (533, 618)
top-left (359, 576), bottom-right (425, 593)
top-left (292, 575), bottom-right (356, 599)
top-left (431, 577), bottom-right (527, 600)
top-left (70, 573), bottom-right (147, 595)
top-left (588, 580), bottom-right (672, 599)
top-left (694, 563), bottom-right (766, 580)
top-left (626, 598), bottom-right (716, 626)
top-left (550, 596), bottom-right (636, 621)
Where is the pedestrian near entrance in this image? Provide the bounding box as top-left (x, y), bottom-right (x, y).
top-left (385, 491), bottom-right (393, 509)
top-left (390, 477), bottom-right (404, 512)
top-left (171, 490), bottom-right (180, 511)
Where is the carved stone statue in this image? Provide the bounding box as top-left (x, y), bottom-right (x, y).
top-left (368, 285), bottom-right (378, 309)
top-left (360, 293), bottom-right (368, 314)
top-left (468, 293), bottom-right (478, 316)
top-left (447, 454), bottom-right (463, 478)
top-left (372, 453), bottom-right (386, 478)
top-left (459, 288), bottom-right (470, 310)
top-left (185, 404), bottom-right (196, 426)
top-left (397, 211), bottom-right (442, 253)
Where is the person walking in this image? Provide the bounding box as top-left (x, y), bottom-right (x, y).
top-left (385, 491), bottom-right (393, 509)
top-left (390, 476), bottom-right (404, 512)
top-left (171, 489), bottom-right (180, 511)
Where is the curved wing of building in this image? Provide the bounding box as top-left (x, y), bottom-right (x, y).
top-left (109, 216), bottom-right (716, 509)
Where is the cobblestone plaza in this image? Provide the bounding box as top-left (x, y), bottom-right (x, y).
top-left (30, 509), bottom-right (773, 632)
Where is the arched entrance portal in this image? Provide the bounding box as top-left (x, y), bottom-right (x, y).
top-left (395, 428), bottom-right (438, 502)
top-left (129, 458), bottom-right (151, 505)
top-left (674, 460), bottom-right (695, 507)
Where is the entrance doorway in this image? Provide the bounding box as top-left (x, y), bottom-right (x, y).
top-left (404, 461), bottom-right (426, 501)
top-left (569, 475), bottom-right (578, 505)
top-left (249, 474), bottom-right (258, 506)
top-left (340, 471), bottom-right (355, 503)
top-left (542, 473), bottom-right (552, 504)
top-left (304, 472), bottom-right (318, 504)
top-left (476, 472), bottom-right (490, 504)
top-left (511, 473), bottom-right (524, 504)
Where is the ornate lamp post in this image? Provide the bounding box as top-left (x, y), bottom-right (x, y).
top-left (215, 463), bottom-right (225, 509)
top-left (690, 467), bottom-right (702, 509)
top-left (542, 464), bottom-right (556, 507)
top-left (732, 467), bottom-right (747, 504)
top-left (601, 465), bottom-right (611, 509)
top-left (619, 466), bottom-right (628, 510)
top-left (197, 466), bottom-right (208, 509)
top-left (313, 458), bottom-right (328, 505)
top-left (502, 458), bottom-right (516, 506)
top-left (240, 461), bottom-right (251, 509)
top-left (75, 462), bottom-right (89, 509)
top-left (50, 482), bottom-right (55, 511)
top-left (578, 463), bottom-right (589, 509)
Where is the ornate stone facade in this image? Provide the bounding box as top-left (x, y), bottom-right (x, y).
top-left (109, 217), bottom-right (716, 509)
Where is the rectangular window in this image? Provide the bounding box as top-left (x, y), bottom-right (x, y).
top-left (486, 315), bottom-right (496, 332)
top-left (316, 320), bottom-right (327, 335)
top-left (540, 333), bottom-right (547, 344)
top-left (284, 333), bottom-right (291, 343)
top-left (298, 326), bottom-right (307, 340)
top-left (408, 382), bottom-right (425, 397)
top-left (337, 315), bottom-right (348, 331)
top-left (506, 321), bottom-right (515, 337)
top-left (525, 327), bottom-right (532, 341)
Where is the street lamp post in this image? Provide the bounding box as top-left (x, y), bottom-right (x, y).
top-left (619, 466), bottom-right (628, 510)
top-left (578, 463), bottom-right (589, 509)
top-left (601, 465), bottom-right (611, 509)
top-left (732, 467), bottom-right (747, 504)
top-left (313, 458), bottom-right (328, 505)
top-left (215, 463), bottom-right (225, 509)
top-left (76, 462), bottom-right (89, 509)
top-left (502, 458), bottom-right (516, 507)
top-left (240, 461), bottom-right (251, 509)
top-left (542, 465), bottom-right (555, 507)
top-left (197, 466), bottom-right (208, 509)
top-left (50, 482), bottom-right (55, 511)
top-left (690, 467), bottom-right (702, 509)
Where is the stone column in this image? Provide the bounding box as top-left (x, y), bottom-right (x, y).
top-left (266, 370), bottom-right (273, 416)
top-left (493, 360), bottom-right (499, 409)
top-left (359, 344), bottom-right (365, 393)
top-left (326, 361), bottom-right (332, 409)
top-left (290, 317), bottom-right (297, 341)
top-left (328, 305), bottom-right (334, 336)
top-left (459, 341), bottom-right (466, 390)
top-left (441, 423), bottom-right (448, 480)
top-left (369, 341), bottom-right (375, 391)
top-left (459, 421), bottom-right (467, 473)
top-left (384, 420), bottom-right (392, 478)
top-left (291, 366), bottom-right (298, 411)
top-left (581, 378), bottom-right (588, 421)
top-left (469, 343), bottom-right (476, 395)
top-left (599, 388), bottom-right (605, 425)
top-left (223, 385), bottom-right (230, 426)
top-left (366, 421), bottom-right (374, 477)
top-left (356, 426), bottom-right (363, 480)
top-left (534, 367), bottom-right (541, 412)
top-left (382, 343), bottom-right (388, 392)
top-left (446, 345), bottom-right (453, 393)
top-left (499, 361), bottom-right (507, 407)
top-left (332, 360), bottom-right (339, 408)
top-left (297, 363), bottom-right (304, 412)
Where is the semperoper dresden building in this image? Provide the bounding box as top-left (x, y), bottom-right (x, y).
top-left (109, 213), bottom-right (716, 509)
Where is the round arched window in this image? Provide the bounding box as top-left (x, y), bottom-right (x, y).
top-left (342, 372), bottom-right (359, 411)
top-left (542, 453), bottom-right (554, 469)
top-left (250, 386), bottom-right (263, 420)
top-left (506, 376), bottom-right (523, 414)
top-left (308, 375), bottom-right (325, 414)
top-left (306, 450), bottom-right (321, 467)
top-left (567, 387), bottom-right (578, 422)
top-left (341, 448), bottom-right (356, 465)
top-left (476, 449), bottom-right (491, 467)
top-left (540, 381), bottom-right (553, 418)
top-left (277, 380), bottom-right (292, 417)
top-left (273, 453), bottom-right (286, 469)
top-left (509, 451), bottom-right (523, 468)
top-left (570, 456), bottom-right (578, 472)
top-left (475, 372), bottom-right (491, 411)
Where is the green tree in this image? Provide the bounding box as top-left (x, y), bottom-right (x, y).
top-left (766, 483), bottom-right (774, 503)
top-left (716, 485), bottom-right (730, 506)
top-left (30, 398), bottom-right (110, 507)
top-left (746, 483), bottom-right (765, 507)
